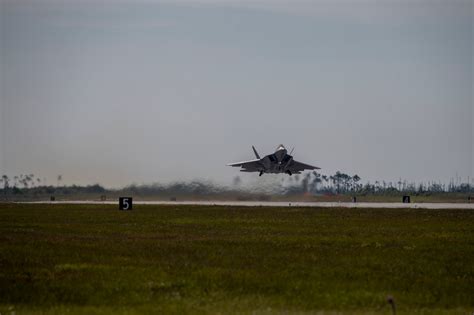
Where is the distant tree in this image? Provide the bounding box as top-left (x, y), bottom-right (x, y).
top-left (418, 183), bottom-right (424, 194)
top-left (321, 175), bottom-right (328, 190)
top-left (57, 175), bottom-right (62, 187)
top-left (85, 184), bottom-right (106, 194)
top-left (329, 175), bottom-right (335, 191)
top-left (339, 172), bottom-right (351, 192)
top-left (1, 175), bottom-right (9, 195)
top-left (20, 174), bottom-right (31, 188)
top-left (375, 181), bottom-right (380, 193)
top-left (27, 174), bottom-right (35, 187)
top-left (331, 171), bottom-right (348, 193)
top-left (352, 174), bottom-right (361, 192)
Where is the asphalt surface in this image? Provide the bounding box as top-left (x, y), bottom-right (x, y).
top-left (20, 200), bottom-right (474, 209)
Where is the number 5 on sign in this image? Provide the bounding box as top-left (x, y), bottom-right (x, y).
top-left (119, 197), bottom-right (133, 210)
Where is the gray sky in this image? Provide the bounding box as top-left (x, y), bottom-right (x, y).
top-left (0, 0), bottom-right (473, 187)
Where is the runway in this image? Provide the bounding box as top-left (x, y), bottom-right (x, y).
top-left (21, 200), bottom-right (474, 209)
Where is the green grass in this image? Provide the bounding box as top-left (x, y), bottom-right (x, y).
top-left (0, 203), bottom-right (473, 314)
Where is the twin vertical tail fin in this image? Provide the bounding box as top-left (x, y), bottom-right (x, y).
top-left (252, 146), bottom-right (261, 159)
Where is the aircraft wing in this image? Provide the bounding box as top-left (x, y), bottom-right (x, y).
top-left (287, 160), bottom-right (320, 172)
top-left (227, 159), bottom-right (262, 172)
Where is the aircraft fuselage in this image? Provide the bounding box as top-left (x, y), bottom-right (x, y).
top-left (227, 144), bottom-right (320, 176)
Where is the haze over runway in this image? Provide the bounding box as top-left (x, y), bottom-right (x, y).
top-left (1, 0), bottom-right (472, 187)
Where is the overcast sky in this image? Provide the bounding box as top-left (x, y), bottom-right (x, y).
top-left (0, 0), bottom-right (472, 187)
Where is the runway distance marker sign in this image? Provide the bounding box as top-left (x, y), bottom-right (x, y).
top-left (119, 197), bottom-right (133, 210)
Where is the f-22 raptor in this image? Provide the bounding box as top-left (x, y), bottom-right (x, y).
top-left (228, 144), bottom-right (320, 176)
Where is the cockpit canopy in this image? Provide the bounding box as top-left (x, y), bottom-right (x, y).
top-left (276, 144), bottom-right (286, 151)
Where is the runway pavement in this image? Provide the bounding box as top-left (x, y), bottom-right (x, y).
top-left (20, 200), bottom-right (474, 209)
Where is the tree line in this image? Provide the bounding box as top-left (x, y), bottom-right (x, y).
top-left (1, 172), bottom-right (473, 199)
top-left (279, 171), bottom-right (473, 195)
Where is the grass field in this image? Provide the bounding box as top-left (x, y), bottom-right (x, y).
top-left (1, 191), bottom-right (472, 204)
top-left (0, 203), bottom-right (473, 314)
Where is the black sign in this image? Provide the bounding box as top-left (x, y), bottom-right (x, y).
top-left (402, 195), bottom-right (411, 203)
top-left (119, 197), bottom-right (133, 210)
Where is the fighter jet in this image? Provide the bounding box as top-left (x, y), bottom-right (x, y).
top-left (227, 144), bottom-right (320, 176)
